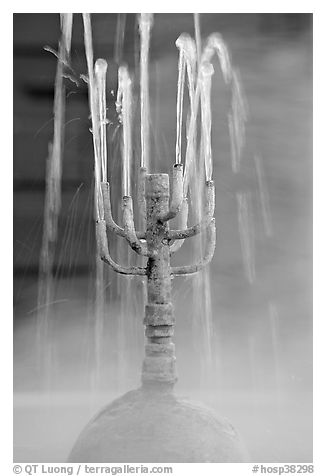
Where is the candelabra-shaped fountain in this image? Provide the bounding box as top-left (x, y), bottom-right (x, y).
top-left (99, 165), bottom-right (215, 387)
top-left (69, 168), bottom-right (248, 463)
top-left (68, 12), bottom-right (249, 463)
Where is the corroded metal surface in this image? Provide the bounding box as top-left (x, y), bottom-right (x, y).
top-left (98, 170), bottom-right (216, 385)
top-left (143, 174), bottom-right (176, 385)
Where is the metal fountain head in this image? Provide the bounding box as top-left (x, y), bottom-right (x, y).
top-left (96, 163), bottom-right (216, 388)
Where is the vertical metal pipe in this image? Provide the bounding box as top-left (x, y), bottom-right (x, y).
top-left (141, 174), bottom-right (177, 387)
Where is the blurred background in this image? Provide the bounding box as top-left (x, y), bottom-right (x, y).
top-left (13, 13), bottom-right (312, 462)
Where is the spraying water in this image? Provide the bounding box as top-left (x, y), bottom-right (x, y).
top-left (118, 65), bottom-right (133, 197)
top-left (175, 40), bottom-right (186, 165)
top-left (174, 21), bottom-right (254, 385)
top-left (92, 58), bottom-right (109, 392)
top-left (194, 13), bottom-right (202, 65)
top-left (82, 15), bottom-right (109, 394)
top-left (95, 59), bottom-right (108, 183)
top-left (117, 64), bottom-right (142, 392)
top-left (82, 13), bottom-right (104, 220)
top-left (199, 32), bottom-right (259, 288)
top-left (175, 33), bottom-right (196, 183)
top-left (200, 62), bottom-right (214, 181)
top-left (174, 27), bottom-right (214, 385)
top-left (138, 13), bottom-right (153, 170)
top-left (37, 13), bottom-right (73, 390)
top-left (254, 154), bottom-right (273, 237)
top-left (182, 70), bottom-right (200, 195)
top-left (236, 191), bottom-right (256, 283)
top-left (114, 13), bottom-right (127, 64)
top-left (229, 69), bottom-right (248, 173)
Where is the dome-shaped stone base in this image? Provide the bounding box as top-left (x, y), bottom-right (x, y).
top-left (68, 387), bottom-right (249, 463)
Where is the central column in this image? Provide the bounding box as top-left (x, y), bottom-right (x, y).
top-left (141, 173), bottom-right (177, 388)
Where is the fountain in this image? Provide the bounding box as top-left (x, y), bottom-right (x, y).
top-left (65, 13), bottom-right (249, 463)
top-left (69, 169), bottom-right (248, 462)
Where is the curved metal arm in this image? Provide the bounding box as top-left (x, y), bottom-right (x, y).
top-left (96, 219), bottom-right (147, 276)
top-left (159, 164), bottom-right (184, 222)
top-left (169, 198), bottom-right (189, 254)
top-left (101, 182), bottom-right (125, 237)
top-left (122, 196), bottom-right (150, 256)
top-left (168, 180), bottom-right (215, 240)
top-left (171, 218), bottom-right (216, 275)
top-left (101, 182), bottom-right (146, 240)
